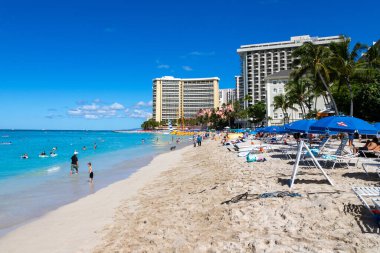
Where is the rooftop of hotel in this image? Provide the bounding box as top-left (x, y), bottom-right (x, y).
top-left (153, 76), bottom-right (220, 81)
top-left (237, 35), bottom-right (343, 53)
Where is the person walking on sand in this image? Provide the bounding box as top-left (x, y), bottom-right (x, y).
top-left (70, 151), bottom-right (79, 174)
top-left (88, 162), bottom-right (94, 183)
top-left (197, 135), bottom-right (202, 146)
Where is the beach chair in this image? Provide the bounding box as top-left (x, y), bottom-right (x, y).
top-left (317, 137), bottom-right (359, 169)
top-left (352, 187), bottom-right (380, 224)
top-left (361, 163), bottom-right (380, 177)
top-left (281, 146), bottom-right (298, 160)
top-left (356, 150), bottom-right (380, 167)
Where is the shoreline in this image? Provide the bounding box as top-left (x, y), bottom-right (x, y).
top-left (0, 131), bottom-right (189, 238)
top-left (0, 143), bottom-right (193, 253)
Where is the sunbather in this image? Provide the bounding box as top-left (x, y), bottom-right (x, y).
top-left (354, 137), bottom-right (378, 154)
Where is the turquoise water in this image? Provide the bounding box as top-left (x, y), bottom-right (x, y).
top-left (0, 130), bottom-right (188, 236)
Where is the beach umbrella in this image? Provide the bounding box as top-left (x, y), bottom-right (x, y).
top-left (310, 116), bottom-right (377, 135)
top-left (262, 125), bottom-right (287, 134)
top-left (286, 119), bottom-right (318, 133)
top-left (374, 122), bottom-right (380, 131)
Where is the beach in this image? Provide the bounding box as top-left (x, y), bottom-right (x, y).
top-left (1, 139), bottom-right (379, 252)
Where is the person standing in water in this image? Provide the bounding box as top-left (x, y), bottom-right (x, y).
top-left (70, 151), bottom-right (79, 174)
top-left (88, 162), bottom-right (94, 183)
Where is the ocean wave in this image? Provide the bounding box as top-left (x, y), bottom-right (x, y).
top-left (47, 166), bottom-right (60, 173)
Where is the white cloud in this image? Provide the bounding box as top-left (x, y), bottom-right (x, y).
top-left (84, 114), bottom-right (99, 119)
top-left (68, 100), bottom-right (152, 120)
top-left (68, 109), bottom-right (82, 116)
top-left (134, 100), bottom-right (153, 108)
top-left (136, 101), bottom-right (147, 107)
top-left (127, 109), bottom-right (152, 119)
top-left (182, 66), bottom-right (193, 71)
top-left (188, 51), bottom-right (215, 56)
top-left (67, 101), bottom-right (126, 119)
top-left (157, 64), bottom-right (170, 69)
top-left (109, 102), bottom-right (125, 110)
top-left (82, 104), bottom-right (98, 110)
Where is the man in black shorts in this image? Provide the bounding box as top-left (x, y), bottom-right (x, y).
top-left (71, 151), bottom-right (79, 174)
top-left (88, 162), bottom-right (94, 183)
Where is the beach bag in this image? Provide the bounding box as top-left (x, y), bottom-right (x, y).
top-left (246, 154), bottom-right (266, 163)
top-left (246, 153), bottom-right (257, 162)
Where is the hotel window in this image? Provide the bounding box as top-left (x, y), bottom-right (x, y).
top-left (274, 113), bottom-right (278, 119)
top-left (273, 88), bottom-right (277, 93)
top-left (279, 88), bottom-right (283, 93)
top-left (279, 114), bottom-right (283, 118)
top-left (273, 80), bottom-right (277, 84)
top-left (299, 113), bottom-right (303, 118)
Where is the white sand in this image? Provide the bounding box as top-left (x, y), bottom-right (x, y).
top-left (93, 140), bottom-right (380, 252)
top-left (1, 139), bottom-right (380, 252)
top-left (0, 145), bottom-right (192, 253)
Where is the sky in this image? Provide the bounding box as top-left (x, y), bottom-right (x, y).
top-left (0, 0), bottom-right (379, 130)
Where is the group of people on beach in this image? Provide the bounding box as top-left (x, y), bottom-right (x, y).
top-left (193, 134), bottom-right (203, 147)
top-left (70, 151), bottom-right (94, 183)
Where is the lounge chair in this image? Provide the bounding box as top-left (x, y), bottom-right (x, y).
top-left (361, 162), bottom-right (380, 178)
top-left (352, 187), bottom-right (380, 223)
top-left (316, 137), bottom-right (359, 169)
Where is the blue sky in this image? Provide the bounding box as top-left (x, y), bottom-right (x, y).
top-left (0, 0), bottom-right (379, 130)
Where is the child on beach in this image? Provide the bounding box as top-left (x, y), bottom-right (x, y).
top-left (88, 162), bottom-right (94, 183)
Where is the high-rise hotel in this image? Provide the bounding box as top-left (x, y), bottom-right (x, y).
top-left (152, 76), bottom-right (219, 122)
top-left (237, 35), bottom-right (343, 109)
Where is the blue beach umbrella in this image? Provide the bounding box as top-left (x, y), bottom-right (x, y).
top-left (310, 116), bottom-right (377, 135)
top-left (262, 125), bottom-right (287, 134)
top-left (374, 122), bottom-right (380, 131)
top-left (286, 119), bottom-right (318, 133)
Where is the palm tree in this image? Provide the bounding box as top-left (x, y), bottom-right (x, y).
top-left (292, 42), bottom-right (339, 115)
top-left (285, 78), bottom-right (313, 118)
top-left (328, 38), bottom-right (366, 116)
top-left (354, 42), bottom-right (380, 83)
top-left (364, 41), bottom-right (380, 69)
top-left (272, 94), bottom-right (294, 123)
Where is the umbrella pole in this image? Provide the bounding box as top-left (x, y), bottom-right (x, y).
top-left (290, 140), bottom-right (334, 188)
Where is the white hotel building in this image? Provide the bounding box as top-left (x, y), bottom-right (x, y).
top-left (236, 35), bottom-right (343, 109)
top-left (219, 88), bottom-right (236, 106)
top-left (152, 76), bottom-right (219, 122)
top-left (265, 70), bottom-right (325, 126)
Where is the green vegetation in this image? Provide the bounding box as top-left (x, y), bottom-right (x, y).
top-left (272, 37), bottom-right (380, 122)
top-left (141, 118), bottom-right (159, 130)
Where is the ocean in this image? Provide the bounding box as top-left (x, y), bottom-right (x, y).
top-left (0, 130), bottom-right (188, 237)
